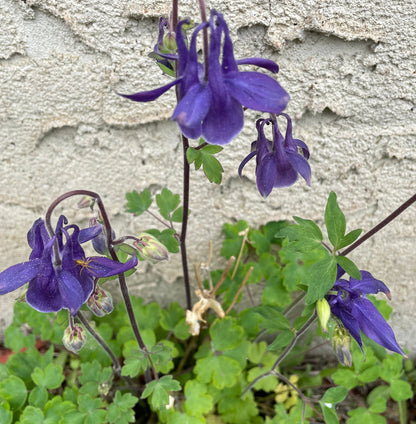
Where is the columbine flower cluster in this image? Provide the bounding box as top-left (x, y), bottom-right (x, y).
top-left (0, 217), bottom-right (137, 316)
top-left (120, 10), bottom-right (289, 146)
top-left (239, 114), bottom-right (311, 197)
top-left (327, 269), bottom-right (405, 356)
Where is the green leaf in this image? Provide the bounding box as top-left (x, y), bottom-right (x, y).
top-left (368, 396), bottom-right (387, 414)
top-left (325, 192), bottom-right (347, 250)
top-left (28, 386), bottom-right (48, 409)
top-left (335, 255), bottom-right (361, 280)
top-left (156, 188), bottom-right (180, 220)
top-left (141, 375), bottom-right (181, 410)
top-left (201, 144), bottom-right (223, 154)
top-left (305, 255), bottom-right (337, 304)
top-left (337, 228), bottom-right (362, 250)
top-left (267, 330), bottom-right (295, 351)
top-left (106, 392), bottom-right (138, 424)
top-left (331, 368), bottom-right (359, 390)
top-left (31, 363), bottom-right (64, 389)
top-left (390, 379), bottom-right (413, 401)
top-left (321, 386), bottom-right (348, 404)
top-left (146, 229), bottom-right (179, 253)
top-left (186, 147), bottom-right (202, 169)
top-left (171, 206), bottom-right (184, 222)
top-left (0, 375), bottom-right (27, 410)
top-left (201, 154), bottom-right (223, 184)
top-left (160, 302), bottom-right (185, 332)
top-left (121, 351), bottom-right (148, 378)
top-left (210, 317), bottom-right (245, 352)
top-left (252, 305), bottom-right (291, 332)
top-left (17, 406), bottom-right (44, 423)
top-left (194, 355), bottom-right (242, 389)
top-left (0, 401), bottom-right (12, 424)
top-left (247, 366), bottom-right (278, 392)
top-left (320, 404), bottom-right (339, 424)
top-left (184, 380), bottom-right (213, 416)
top-left (188, 144), bottom-right (224, 183)
top-left (125, 189), bottom-right (152, 216)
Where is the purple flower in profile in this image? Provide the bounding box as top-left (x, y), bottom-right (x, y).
top-left (119, 10), bottom-right (289, 145)
top-left (238, 113), bottom-right (311, 197)
top-left (327, 270), bottom-right (405, 355)
top-left (0, 217), bottom-right (138, 315)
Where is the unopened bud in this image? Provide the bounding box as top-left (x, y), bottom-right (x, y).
top-left (134, 233), bottom-right (168, 262)
top-left (63, 324), bottom-right (87, 354)
top-left (317, 298), bottom-right (331, 333)
top-left (163, 33), bottom-right (177, 51)
top-left (92, 228), bottom-right (115, 255)
top-left (332, 325), bottom-right (352, 367)
top-left (87, 286), bottom-right (114, 317)
top-left (78, 196), bottom-right (95, 209)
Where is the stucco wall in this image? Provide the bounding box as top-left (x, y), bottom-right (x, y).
top-left (0, 0), bottom-right (415, 354)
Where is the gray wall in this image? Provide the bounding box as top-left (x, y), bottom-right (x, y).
top-left (0, 0), bottom-right (415, 354)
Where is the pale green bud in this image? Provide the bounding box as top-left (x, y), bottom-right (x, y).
top-left (163, 33), bottom-right (177, 51)
top-left (316, 298), bottom-right (331, 333)
top-left (63, 324), bottom-right (87, 354)
top-left (332, 325), bottom-right (352, 367)
top-left (134, 233), bottom-right (168, 262)
top-left (87, 286), bottom-right (114, 317)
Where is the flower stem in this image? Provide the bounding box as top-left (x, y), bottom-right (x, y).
top-left (341, 191), bottom-right (416, 256)
top-left (198, 0), bottom-right (209, 78)
top-left (76, 311), bottom-right (122, 376)
top-left (181, 134), bottom-right (192, 310)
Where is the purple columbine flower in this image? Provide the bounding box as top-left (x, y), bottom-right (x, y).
top-left (327, 270), bottom-right (405, 355)
top-left (0, 217), bottom-right (138, 315)
top-left (119, 10), bottom-right (289, 145)
top-left (238, 113), bottom-right (311, 197)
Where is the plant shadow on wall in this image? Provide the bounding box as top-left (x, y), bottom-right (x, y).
top-left (0, 1), bottom-right (415, 423)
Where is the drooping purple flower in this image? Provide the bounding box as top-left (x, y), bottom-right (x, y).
top-left (0, 217), bottom-right (138, 315)
top-left (119, 10), bottom-right (289, 145)
top-left (327, 270), bottom-right (405, 355)
top-left (238, 113), bottom-right (311, 197)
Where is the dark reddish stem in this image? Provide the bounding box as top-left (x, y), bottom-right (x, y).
top-left (341, 192), bottom-right (416, 256)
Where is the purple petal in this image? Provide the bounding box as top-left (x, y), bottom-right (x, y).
top-left (56, 270), bottom-right (88, 315)
top-left (28, 219), bottom-right (49, 260)
top-left (238, 151), bottom-right (257, 178)
top-left (26, 273), bottom-right (63, 313)
top-left (117, 78), bottom-right (181, 102)
top-left (236, 58), bottom-right (279, 73)
top-left (202, 95), bottom-right (244, 145)
top-left (83, 256), bottom-right (138, 278)
top-left (256, 153), bottom-right (278, 197)
top-left (294, 138), bottom-right (310, 159)
top-left (286, 151), bottom-right (312, 186)
top-left (352, 297), bottom-right (405, 355)
top-left (349, 271), bottom-right (391, 299)
top-left (172, 83), bottom-right (211, 129)
top-left (79, 224), bottom-right (102, 244)
top-left (0, 260), bottom-right (41, 295)
top-left (225, 72), bottom-right (289, 114)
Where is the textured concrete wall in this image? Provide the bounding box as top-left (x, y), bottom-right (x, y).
top-left (0, 0), bottom-right (415, 353)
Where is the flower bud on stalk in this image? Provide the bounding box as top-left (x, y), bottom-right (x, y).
top-left (63, 324), bottom-right (87, 354)
top-left (316, 298), bottom-right (331, 333)
top-left (87, 286), bottom-right (114, 317)
top-left (134, 233), bottom-right (168, 262)
top-left (332, 325), bottom-right (352, 367)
